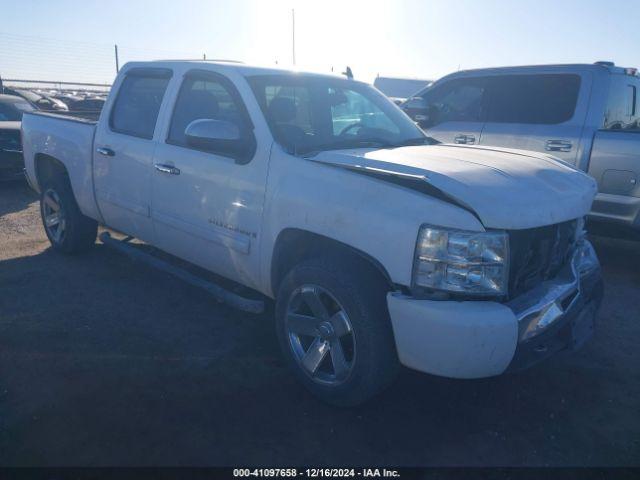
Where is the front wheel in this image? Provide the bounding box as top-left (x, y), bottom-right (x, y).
top-left (275, 255), bottom-right (399, 406)
top-left (40, 177), bottom-right (97, 253)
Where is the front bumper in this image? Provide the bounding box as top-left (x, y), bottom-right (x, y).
top-left (387, 239), bottom-right (603, 379)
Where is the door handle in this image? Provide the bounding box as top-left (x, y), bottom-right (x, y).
top-left (154, 163), bottom-right (181, 175)
top-left (96, 147), bottom-right (115, 157)
top-left (545, 140), bottom-right (572, 152)
top-left (454, 134), bottom-right (475, 145)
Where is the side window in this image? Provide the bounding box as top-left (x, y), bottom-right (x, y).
top-left (422, 78), bottom-right (486, 126)
top-left (167, 74), bottom-right (249, 147)
top-left (261, 84), bottom-right (315, 146)
top-left (603, 77), bottom-right (640, 132)
top-left (265, 85), bottom-right (314, 134)
top-left (109, 70), bottom-right (171, 139)
top-left (485, 74), bottom-right (581, 124)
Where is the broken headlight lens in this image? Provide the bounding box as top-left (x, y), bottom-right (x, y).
top-left (413, 226), bottom-right (509, 296)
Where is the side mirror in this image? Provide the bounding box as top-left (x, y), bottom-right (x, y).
top-left (404, 96), bottom-right (428, 110)
top-left (184, 119), bottom-right (254, 162)
top-left (403, 98), bottom-right (438, 128)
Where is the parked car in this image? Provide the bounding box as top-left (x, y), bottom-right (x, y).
top-left (373, 76), bottom-right (431, 104)
top-left (68, 97), bottom-right (106, 120)
top-left (401, 62), bottom-right (640, 231)
top-left (22, 61), bottom-right (602, 406)
top-left (52, 93), bottom-right (84, 109)
top-left (4, 87), bottom-right (69, 112)
top-left (0, 94), bottom-right (35, 179)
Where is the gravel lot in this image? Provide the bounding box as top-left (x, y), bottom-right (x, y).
top-left (0, 180), bottom-right (638, 467)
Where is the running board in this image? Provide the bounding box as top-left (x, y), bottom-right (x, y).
top-left (99, 232), bottom-right (265, 314)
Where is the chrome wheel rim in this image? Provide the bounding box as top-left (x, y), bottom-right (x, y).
top-left (42, 189), bottom-right (66, 244)
top-left (285, 285), bottom-right (356, 386)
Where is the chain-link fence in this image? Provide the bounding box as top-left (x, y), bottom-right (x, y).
top-left (0, 32), bottom-right (214, 84)
top-left (0, 32), bottom-right (215, 119)
top-left (0, 32), bottom-right (117, 86)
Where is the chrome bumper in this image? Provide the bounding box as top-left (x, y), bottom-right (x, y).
top-left (506, 239), bottom-right (603, 371)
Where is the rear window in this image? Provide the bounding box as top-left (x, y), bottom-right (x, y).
top-left (109, 69), bottom-right (172, 139)
top-left (485, 74), bottom-right (581, 124)
top-left (602, 76), bottom-right (640, 132)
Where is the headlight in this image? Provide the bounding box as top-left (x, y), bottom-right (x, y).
top-left (413, 225), bottom-right (509, 296)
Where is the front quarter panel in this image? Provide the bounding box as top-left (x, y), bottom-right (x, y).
top-left (259, 147), bottom-right (485, 296)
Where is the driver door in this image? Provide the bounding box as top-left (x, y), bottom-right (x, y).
top-left (150, 69), bottom-right (268, 286)
top-left (410, 76), bottom-right (487, 146)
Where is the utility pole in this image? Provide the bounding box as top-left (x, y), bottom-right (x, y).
top-left (114, 45), bottom-right (120, 73)
top-left (292, 8), bottom-right (296, 65)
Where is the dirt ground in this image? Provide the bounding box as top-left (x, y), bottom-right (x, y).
top-left (0, 180), bottom-right (638, 466)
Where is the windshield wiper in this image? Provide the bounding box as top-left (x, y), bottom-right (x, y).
top-left (300, 139), bottom-right (394, 157)
top-left (392, 136), bottom-right (440, 147)
top-left (298, 136), bottom-right (439, 157)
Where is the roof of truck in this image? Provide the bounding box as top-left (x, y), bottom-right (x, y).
top-left (123, 60), bottom-right (349, 81)
top-left (445, 62), bottom-right (636, 78)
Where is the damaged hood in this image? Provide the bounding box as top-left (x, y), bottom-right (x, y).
top-left (310, 144), bottom-right (597, 230)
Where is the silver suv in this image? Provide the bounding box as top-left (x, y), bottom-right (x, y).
top-left (402, 62), bottom-right (640, 231)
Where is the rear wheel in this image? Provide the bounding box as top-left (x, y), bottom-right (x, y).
top-left (40, 177), bottom-right (97, 253)
top-left (275, 255), bottom-right (399, 406)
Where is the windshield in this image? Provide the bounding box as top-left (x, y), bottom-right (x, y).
top-left (247, 74), bottom-right (430, 155)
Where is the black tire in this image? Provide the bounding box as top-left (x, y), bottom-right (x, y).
top-left (275, 254), bottom-right (399, 406)
top-left (40, 175), bottom-right (97, 253)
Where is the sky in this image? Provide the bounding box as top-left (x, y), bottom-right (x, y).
top-left (0, 0), bottom-right (638, 85)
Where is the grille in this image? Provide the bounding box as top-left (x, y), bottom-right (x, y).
top-left (508, 220), bottom-right (577, 298)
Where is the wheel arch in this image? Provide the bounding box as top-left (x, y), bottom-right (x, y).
top-left (33, 152), bottom-right (102, 222)
top-left (270, 228), bottom-right (394, 296)
top-left (36, 153), bottom-right (99, 253)
top-left (34, 153), bottom-right (70, 190)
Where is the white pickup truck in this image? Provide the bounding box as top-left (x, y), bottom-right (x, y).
top-left (22, 61), bottom-right (603, 406)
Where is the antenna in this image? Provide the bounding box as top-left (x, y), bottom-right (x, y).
top-left (292, 9), bottom-right (296, 65)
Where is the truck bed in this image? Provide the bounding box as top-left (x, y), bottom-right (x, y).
top-left (21, 111), bottom-right (102, 221)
